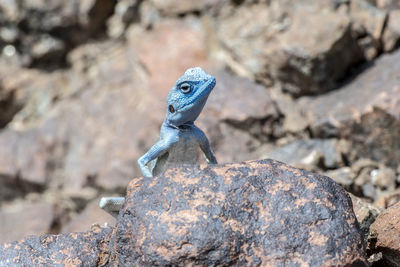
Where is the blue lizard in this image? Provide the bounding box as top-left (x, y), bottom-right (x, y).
top-left (100, 67), bottom-right (217, 217)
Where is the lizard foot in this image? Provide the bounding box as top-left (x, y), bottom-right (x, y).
top-left (99, 197), bottom-right (125, 218)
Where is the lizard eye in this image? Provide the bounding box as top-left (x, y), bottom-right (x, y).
top-left (180, 83), bottom-right (191, 94)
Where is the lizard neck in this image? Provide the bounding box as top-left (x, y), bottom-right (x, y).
top-left (163, 119), bottom-right (194, 131)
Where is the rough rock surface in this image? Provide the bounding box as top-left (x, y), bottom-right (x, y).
top-left (0, 227), bottom-right (112, 266)
top-left (216, 1), bottom-right (364, 96)
top-left (0, 160), bottom-right (368, 265)
top-left (299, 49), bottom-right (400, 168)
top-left (0, 0), bottom-right (399, 260)
top-left (111, 159), bottom-right (367, 266)
top-left (265, 9), bottom-right (362, 96)
top-left (369, 202), bottom-right (400, 266)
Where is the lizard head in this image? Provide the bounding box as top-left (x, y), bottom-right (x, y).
top-left (165, 67), bottom-right (216, 127)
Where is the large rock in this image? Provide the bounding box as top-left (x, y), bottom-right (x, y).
top-left (215, 1), bottom-right (364, 96)
top-left (0, 160), bottom-right (368, 265)
top-left (299, 50), bottom-right (400, 168)
top-left (112, 159), bottom-right (367, 266)
top-left (265, 10), bottom-right (363, 96)
top-left (369, 202), bottom-right (400, 266)
top-left (0, 227), bottom-right (112, 266)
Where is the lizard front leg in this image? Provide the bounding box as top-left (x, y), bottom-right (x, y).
top-left (194, 126), bottom-right (218, 164)
top-left (100, 139), bottom-right (173, 217)
top-left (201, 139), bottom-right (218, 164)
top-left (138, 138), bottom-right (176, 177)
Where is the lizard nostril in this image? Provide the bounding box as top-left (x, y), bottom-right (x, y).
top-left (168, 105), bottom-right (175, 113)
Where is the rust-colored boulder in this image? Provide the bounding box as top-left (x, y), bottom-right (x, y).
top-left (0, 227), bottom-right (112, 266)
top-left (369, 202), bottom-right (400, 266)
top-left (0, 160), bottom-right (368, 265)
top-left (111, 159), bottom-right (367, 266)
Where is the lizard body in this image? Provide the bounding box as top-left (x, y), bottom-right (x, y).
top-left (100, 67), bottom-right (217, 217)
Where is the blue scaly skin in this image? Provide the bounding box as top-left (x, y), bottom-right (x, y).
top-left (139, 67), bottom-right (217, 176)
top-left (100, 67), bottom-right (217, 217)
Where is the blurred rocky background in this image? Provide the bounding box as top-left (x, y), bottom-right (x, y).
top-left (0, 0), bottom-right (399, 264)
